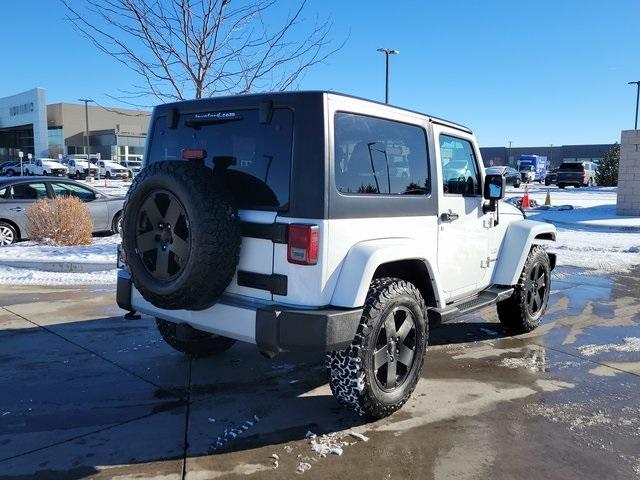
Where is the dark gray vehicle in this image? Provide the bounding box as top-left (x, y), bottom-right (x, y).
top-left (0, 177), bottom-right (125, 245)
top-left (557, 161), bottom-right (597, 188)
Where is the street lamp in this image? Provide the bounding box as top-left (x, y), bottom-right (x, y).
top-left (377, 48), bottom-right (399, 104)
top-left (78, 98), bottom-right (94, 177)
top-left (507, 140), bottom-right (513, 166)
top-left (628, 81), bottom-right (640, 130)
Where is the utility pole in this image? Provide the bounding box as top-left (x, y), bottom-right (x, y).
top-left (629, 81), bottom-right (640, 130)
top-left (78, 98), bottom-right (94, 173)
top-left (507, 140), bottom-right (513, 166)
top-left (549, 144), bottom-right (553, 168)
top-left (377, 48), bottom-right (399, 104)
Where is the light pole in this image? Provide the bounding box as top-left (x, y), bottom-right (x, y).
top-left (628, 81), bottom-right (640, 130)
top-left (78, 98), bottom-right (94, 176)
top-left (507, 140), bottom-right (513, 166)
top-left (377, 48), bottom-right (399, 104)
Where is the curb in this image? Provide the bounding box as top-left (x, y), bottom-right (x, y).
top-left (0, 260), bottom-right (116, 273)
top-left (543, 218), bottom-right (640, 233)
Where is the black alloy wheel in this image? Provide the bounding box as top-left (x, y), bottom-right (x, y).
top-left (135, 189), bottom-right (191, 281)
top-left (373, 306), bottom-right (417, 391)
top-left (524, 262), bottom-right (548, 319)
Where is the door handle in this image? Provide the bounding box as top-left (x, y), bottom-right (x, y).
top-left (9, 207), bottom-right (24, 212)
top-left (440, 211), bottom-right (459, 222)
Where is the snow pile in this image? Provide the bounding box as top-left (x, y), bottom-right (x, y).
top-left (0, 266), bottom-right (117, 285)
top-left (0, 236), bottom-right (119, 263)
top-left (506, 185), bottom-right (640, 274)
top-left (577, 337), bottom-right (640, 357)
top-left (499, 353), bottom-right (548, 372)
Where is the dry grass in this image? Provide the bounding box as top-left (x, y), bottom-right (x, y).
top-left (27, 197), bottom-right (93, 246)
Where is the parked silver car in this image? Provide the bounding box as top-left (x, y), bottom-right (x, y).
top-left (0, 177), bottom-right (125, 245)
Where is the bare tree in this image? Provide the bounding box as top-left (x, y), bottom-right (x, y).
top-left (61, 0), bottom-right (344, 104)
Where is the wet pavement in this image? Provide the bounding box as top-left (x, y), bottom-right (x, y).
top-left (0, 267), bottom-right (639, 479)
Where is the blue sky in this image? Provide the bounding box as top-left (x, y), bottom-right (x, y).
top-left (1, 0), bottom-right (638, 146)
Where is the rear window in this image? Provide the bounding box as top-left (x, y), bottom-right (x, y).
top-left (149, 108), bottom-right (293, 210)
top-left (559, 163), bottom-right (584, 171)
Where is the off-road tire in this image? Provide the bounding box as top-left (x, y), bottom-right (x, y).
top-left (497, 245), bottom-right (551, 334)
top-left (122, 161), bottom-right (240, 311)
top-left (156, 318), bottom-right (236, 357)
top-left (326, 277), bottom-right (428, 419)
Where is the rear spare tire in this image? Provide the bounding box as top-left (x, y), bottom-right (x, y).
top-left (122, 161), bottom-right (240, 310)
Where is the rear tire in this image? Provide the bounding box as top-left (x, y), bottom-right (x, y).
top-left (111, 211), bottom-right (123, 235)
top-left (0, 222), bottom-right (18, 246)
top-left (558, 184), bottom-right (565, 189)
top-left (497, 246), bottom-right (551, 334)
top-left (326, 278), bottom-right (427, 419)
top-left (156, 318), bottom-right (236, 357)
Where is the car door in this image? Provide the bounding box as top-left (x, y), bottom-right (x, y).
top-left (49, 182), bottom-right (110, 231)
top-left (3, 181), bottom-right (50, 235)
top-left (436, 129), bottom-right (491, 300)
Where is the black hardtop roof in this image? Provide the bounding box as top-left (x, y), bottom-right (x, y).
top-left (156, 90), bottom-right (472, 134)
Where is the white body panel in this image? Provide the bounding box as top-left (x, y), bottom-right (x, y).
top-left (131, 289), bottom-right (256, 343)
top-left (492, 219), bottom-right (556, 286)
top-left (24, 159), bottom-right (68, 176)
top-left (97, 160), bottom-right (129, 178)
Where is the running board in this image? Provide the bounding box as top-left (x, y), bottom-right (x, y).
top-left (427, 286), bottom-right (514, 325)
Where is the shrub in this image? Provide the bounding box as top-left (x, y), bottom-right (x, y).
top-left (595, 143), bottom-right (619, 186)
top-left (27, 196), bottom-right (93, 246)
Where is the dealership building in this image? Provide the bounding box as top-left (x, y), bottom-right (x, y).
top-left (0, 88), bottom-right (150, 163)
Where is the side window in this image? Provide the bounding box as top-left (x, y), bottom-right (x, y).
top-left (439, 134), bottom-right (481, 195)
top-left (334, 113), bottom-right (430, 195)
top-left (51, 183), bottom-right (97, 202)
top-left (10, 183), bottom-right (48, 200)
top-left (0, 187), bottom-right (8, 199)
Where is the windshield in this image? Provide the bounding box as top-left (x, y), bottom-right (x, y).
top-left (559, 163), bottom-right (584, 171)
top-left (127, 161), bottom-right (142, 166)
top-left (149, 108), bottom-right (293, 210)
top-left (519, 165), bottom-right (534, 171)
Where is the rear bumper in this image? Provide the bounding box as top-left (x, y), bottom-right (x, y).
top-left (116, 270), bottom-right (362, 356)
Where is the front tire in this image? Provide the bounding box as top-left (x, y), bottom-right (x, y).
top-left (497, 246), bottom-right (551, 334)
top-left (326, 278), bottom-right (427, 419)
top-left (156, 318), bottom-right (236, 357)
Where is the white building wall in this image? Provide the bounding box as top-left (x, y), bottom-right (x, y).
top-left (617, 130), bottom-right (640, 216)
top-left (0, 88), bottom-right (48, 157)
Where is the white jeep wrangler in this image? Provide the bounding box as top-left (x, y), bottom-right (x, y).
top-left (117, 92), bottom-right (556, 419)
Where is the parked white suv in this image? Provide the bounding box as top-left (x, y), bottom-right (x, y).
top-left (23, 158), bottom-right (68, 177)
top-left (117, 92), bottom-right (557, 419)
top-left (97, 160), bottom-right (129, 179)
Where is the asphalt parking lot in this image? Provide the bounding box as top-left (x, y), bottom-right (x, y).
top-left (1, 266), bottom-right (639, 479)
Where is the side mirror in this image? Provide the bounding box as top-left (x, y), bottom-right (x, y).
top-left (483, 173), bottom-right (506, 216)
top-left (484, 174), bottom-right (505, 200)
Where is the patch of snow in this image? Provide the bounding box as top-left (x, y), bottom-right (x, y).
top-left (296, 462), bottom-right (312, 474)
top-left (211, 415), bottom-right (260, 451)
top-left (505, 186), bottom-right (640, 274)
top-left (0, 266), bottom-right (117, 285)
top-left (349, 431), bottom-right (369, 442)
top-left (577, 337), bottom-right (640, 356)
top-left (0, 235), bottom-right (119, 263)
top-left (308, 433), bottom-right (348, 457)
top-left (499, 353), bottom-right (548, 372)
top-left (305, 431), bottom-right (316, 439)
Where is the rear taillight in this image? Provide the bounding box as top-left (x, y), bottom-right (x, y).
top-left (181, 148), bottom-right (207, 160)
top-left (287, 224), bottom-right (319, 265)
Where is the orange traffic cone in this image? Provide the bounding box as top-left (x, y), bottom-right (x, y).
top-left (522, 184), bottom-right (530, 209)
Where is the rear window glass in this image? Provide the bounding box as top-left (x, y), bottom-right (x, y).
top-left (149, 109), bottom-right (293, 210)
top-left (559, 163), bottom-right (584, 171)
